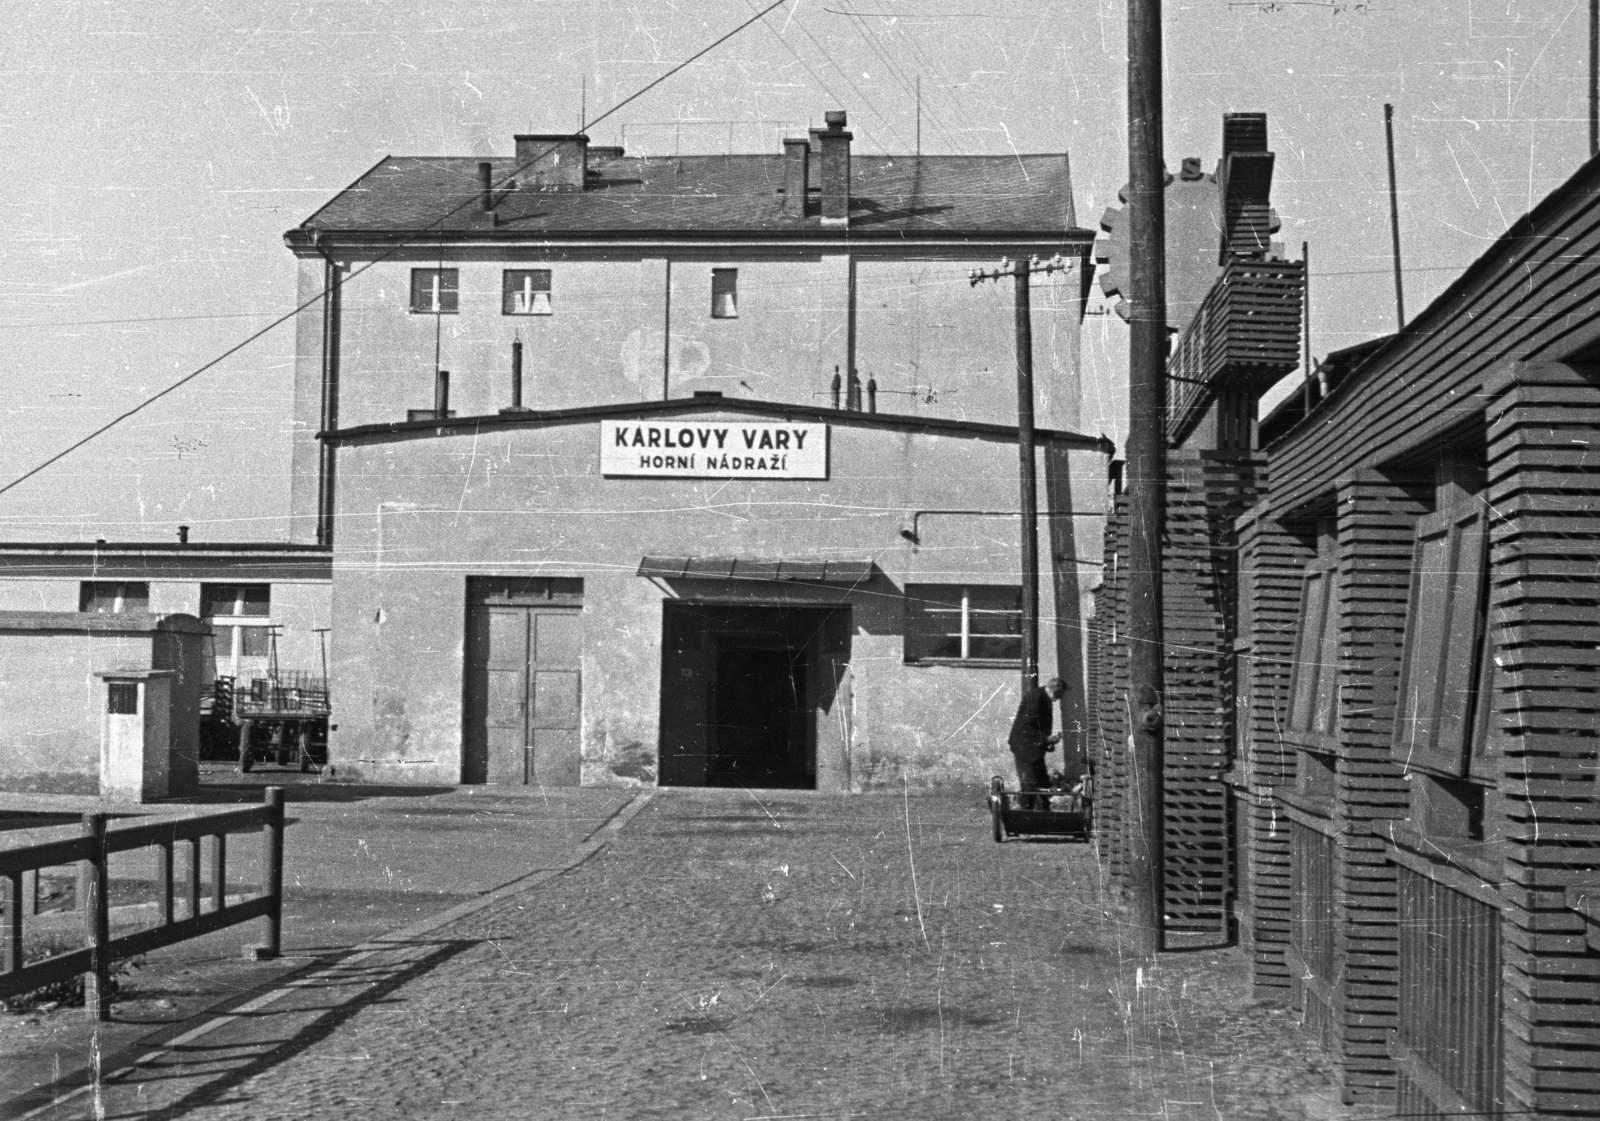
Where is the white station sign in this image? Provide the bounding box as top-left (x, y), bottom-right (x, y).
top-left (601, 420), bottom-right (828, 479)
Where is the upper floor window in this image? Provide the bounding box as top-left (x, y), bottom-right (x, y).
top-left (503, 269), bottom-right (552, 315)
top-left (711, 268), bottom-right (738, 318)
top-left (904, 584), bottom-right (1021, 664)
top-left (79, 581), bottom-right (149, 614)
top-left (410, 268), bottom-right (459, 314)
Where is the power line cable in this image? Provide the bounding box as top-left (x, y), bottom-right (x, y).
top-left (839, 7), bottom-right (962, 153)
top-left (0, 0), bottom-right (793, 501)
top-left (782, 3), bottom-right (913, 150)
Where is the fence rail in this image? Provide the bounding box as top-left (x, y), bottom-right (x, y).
top-left (0, 788), bottom-right (285, 1019)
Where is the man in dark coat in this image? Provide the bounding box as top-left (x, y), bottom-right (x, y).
top-left (1008, 676), bottom-right (1066, 809)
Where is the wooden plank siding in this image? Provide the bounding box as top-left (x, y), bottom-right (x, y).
top-left (1262, 164), bottom-right (1600, 517)
top-left (1328, 472), bottom-right (1431, 1103)
top-left (1485, 360), bottom-right (1600, 1121)
top-left (1234, 502), bottom-right (1314, 997)
top-left (1090, 453), bottom-right (1264, 942)
top-left (1248, 153), bottom-right (1600, 1116)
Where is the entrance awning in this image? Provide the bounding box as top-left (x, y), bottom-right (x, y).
top-left (638, 556), bottom-right (877, 584)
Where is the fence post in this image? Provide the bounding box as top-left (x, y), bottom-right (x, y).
top-left (248, 787), bottom-right (284, 961)
top-left (81, 813), bottom-right (110, 1021)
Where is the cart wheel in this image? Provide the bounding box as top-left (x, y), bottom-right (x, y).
top-left (238, 721), bottom-right (254, 773)
top-left (991, 799), bottom-right (1006, 844)
top-left (298, 728), bottom-right (316, 773)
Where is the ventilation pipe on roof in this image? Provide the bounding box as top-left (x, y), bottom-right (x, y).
top-left (177, 525), bottom-right (189, 545)
top-left (434, 370), bottom-right (450, 417)
top-left (831, 367), bottom-right (842, 409)
top-left (783, 137), bottom-right (810, 218)
top-left (479, 162), bottom-right (494, 211)
top-left (867, 377), bottom-right (877, 413)
top-left (819, 110), bottom-right (852, 225)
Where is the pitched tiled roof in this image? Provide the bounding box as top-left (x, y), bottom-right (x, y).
top-left (289, 153), bottom-right (1083, 242)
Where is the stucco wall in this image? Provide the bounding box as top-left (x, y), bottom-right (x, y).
top-left (0, 578), bottom-right (332, 683)
top-left (326, 411), bottom-right (1103, 788)
top-left (288, 247), bottom-right (1087, 538)
top-left (0, 615), bottom-right (207, 797)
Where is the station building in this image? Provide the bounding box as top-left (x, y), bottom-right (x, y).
top-left (284, 110), bottom-right (1110, 789)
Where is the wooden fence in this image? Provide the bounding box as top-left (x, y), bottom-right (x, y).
top-left (0, 788), bottom-right (285, 1019)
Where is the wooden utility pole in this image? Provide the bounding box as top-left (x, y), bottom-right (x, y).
top-left (970, 255), bottom-right (1072, 694)
top-left (1591, 0), bottom-right (1598, 157)
top-left (1126, 0), bottom-right (1167, 957)
top-left (1385, 103), bottom-right (1405, 329)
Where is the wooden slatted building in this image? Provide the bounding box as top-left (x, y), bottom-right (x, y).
top-left (1235, 152), bottom-right (1600, 1117)
top-left (1090, 116), bottom-right (1600, 1117)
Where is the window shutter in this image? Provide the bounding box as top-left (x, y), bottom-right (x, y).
top-left (1288, 565), bottom-right (1330, 733)
top-left (1393, 504), bottom-right (1489, 776)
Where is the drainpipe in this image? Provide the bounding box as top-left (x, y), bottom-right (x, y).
top-left (434, 370), bottom-right (450, 417)
top-left (314, 238), bottom-right (341, 548)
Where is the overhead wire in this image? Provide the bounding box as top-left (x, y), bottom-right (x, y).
top-left (782, 2), bottom-right (915, 150)
top-left (0, 0), bottom-right (794, 501)
top-left (838, 6), bottom-right (963, 153)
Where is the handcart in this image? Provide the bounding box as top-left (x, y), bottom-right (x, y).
top-left (222, 626), bottom-right (333, 773)
top-left (236, 670), bottom-right (330, 773)
top-left (988, 773), bottom-right (1093, 843)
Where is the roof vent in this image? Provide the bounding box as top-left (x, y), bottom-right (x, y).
top-left (692, 390), bottom-right (723, 398)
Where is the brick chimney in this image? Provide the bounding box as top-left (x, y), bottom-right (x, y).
top-left (514, 133), bottom-right (590, 190)
top-left (818, 110), bottom-right (852, 225)
top-left (783, 137), bottom-right (810, 218)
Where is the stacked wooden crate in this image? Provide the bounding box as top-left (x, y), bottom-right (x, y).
top-left (1234, 502), bottom-right (1312, 997)
top-left (1487, 360), bottom-right (1600, 1120)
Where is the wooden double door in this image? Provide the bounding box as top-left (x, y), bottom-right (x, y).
top-left (464, 580), bottom-right (583, 785)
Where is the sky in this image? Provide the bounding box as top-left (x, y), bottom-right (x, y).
top-left (0, 0), bottom-right (1591, 541)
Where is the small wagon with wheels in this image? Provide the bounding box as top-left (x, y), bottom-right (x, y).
top-left (988, 773), bottom-right (1093, 842)
top-left (236, 671), bottom-right (330, 773)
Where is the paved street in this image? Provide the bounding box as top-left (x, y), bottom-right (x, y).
top-left (0, 771), bottom-right (634, 1113)
top-left (13, 787), bottom-right (1362, 1121)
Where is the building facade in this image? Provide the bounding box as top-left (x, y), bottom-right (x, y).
top-left (286, 111), bottom-right (1108, 790)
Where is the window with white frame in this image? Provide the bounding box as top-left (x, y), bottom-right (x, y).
top-left (904, 584), bottom-right (1022, 664)
top-left (502, 269), bottom-right (552, 315)
top-left (201, 584), bottom-right (272, 670)
top-left (409, 268), bottom-right (459, 314)
top-left (711, 268), bottom-right (738, 318)
top-left (79, 582), bottom-right (149, 614)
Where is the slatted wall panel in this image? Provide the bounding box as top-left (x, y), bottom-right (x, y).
top-left (1487, 361), bottom-right (1600, 1120)
top-left (1329, 471), bottom-right (1431, 1102)
top-left (1290, 819), bottom-right (1339, 1050)
top-left (1235, 502), bottom-right (1313, 996)
top-left (1093, 494), bottom-right (1131, 876)
top-left (1394, 865), bottom-right (1504, 1119)
top-left (1161, 452), bottom-right (1264, 940)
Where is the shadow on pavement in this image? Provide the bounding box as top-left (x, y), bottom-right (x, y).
top-left (186, 780), bottom-right (459, 805)
top-left (92, 939), bottom-right (478, 1120)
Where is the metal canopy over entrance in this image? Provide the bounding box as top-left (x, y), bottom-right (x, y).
top-left (638, 556), bottom-right (876, 585)
top-left (657, 602), bottom-right (851, 790)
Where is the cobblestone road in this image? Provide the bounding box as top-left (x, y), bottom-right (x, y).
top-left (48, 789), bottom-right (1356, 1121)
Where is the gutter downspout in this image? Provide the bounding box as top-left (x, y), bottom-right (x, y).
top-left (315, 237), bottom-right (341, 548)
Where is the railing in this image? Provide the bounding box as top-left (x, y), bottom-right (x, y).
top-left (1286, 818), bottom-right (1337, 1046)
top-left (0, 788), bottom-right (285, 1019)
top-left (1394, 864), bottom-right (1502, 1118)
